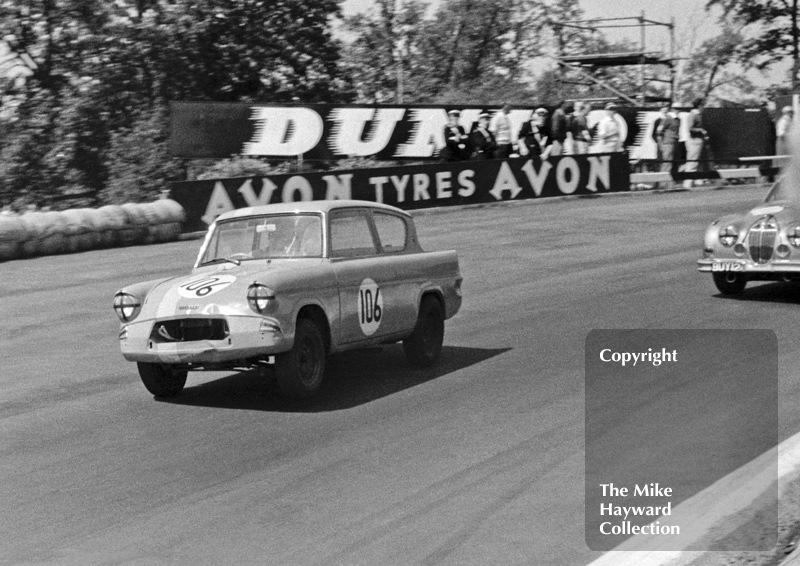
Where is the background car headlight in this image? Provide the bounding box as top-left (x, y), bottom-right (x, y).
top-left (247, 284), bottom-right (275, 313)
top-left (113, 292), bottom-right (141, 322)
top-left (788, 225), bottom-right (800, 247)
top-left (718, 225), bottom-right (739, 246)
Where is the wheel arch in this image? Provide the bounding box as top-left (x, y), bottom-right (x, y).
top-left (418, 288), bottom-right (445, 314)
top-left (296, 303), bottom-right (332, 354)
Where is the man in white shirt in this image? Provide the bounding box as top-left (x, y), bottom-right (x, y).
top-left (596, 103), bottom-right (622, 153)
top-left (776, 106), bottom-right (793, 156)
top-left (490, 103), bottom-right (513, 158)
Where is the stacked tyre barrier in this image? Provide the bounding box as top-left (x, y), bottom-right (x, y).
top-left (0, 199), bottom-right (186, 262)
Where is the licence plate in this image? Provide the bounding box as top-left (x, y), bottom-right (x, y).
top-left (711, 261), bottom-right (744, 272)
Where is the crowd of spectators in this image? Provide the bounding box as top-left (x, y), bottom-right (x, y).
top-left (440, 99), bottom-right (754, 191)
top-left (440, 101), bottom-right (622, 162)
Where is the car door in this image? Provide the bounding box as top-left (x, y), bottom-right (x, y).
top-left (329, 208), bottom-right (407, 345)
top-left (369, 211), bottom-right (418, 333)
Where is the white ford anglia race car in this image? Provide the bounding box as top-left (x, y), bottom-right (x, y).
top-left (698, 179), bottom-right (800, 294)
top-left (114, 200), bottom-right (463, 399)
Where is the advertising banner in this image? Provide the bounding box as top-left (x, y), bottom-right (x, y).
top-left (169, 102), bottom-right (774, 161)
top-left (170, 154), bottom-right (630, 233)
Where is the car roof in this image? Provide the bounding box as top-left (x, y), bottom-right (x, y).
top-left (215, 200), bottom-right (412, 222)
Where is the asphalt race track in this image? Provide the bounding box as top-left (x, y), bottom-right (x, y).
top-left (2, 185), bottom-right (800, 566)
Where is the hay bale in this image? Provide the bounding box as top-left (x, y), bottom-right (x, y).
top-left (137, 203), bottom-right (162, 244)
top-left (118, 203), bottom-right (149, 246)
top-left (19, 211), bottom-right (69, 256)
top-left (96, 205), bottom-right (127, 248)
top-left (74, 209), bottom-right (104, 251)
top-left (142, 201), bottom-right (182, 243)
top-left (0, 215), bottom-right (25, 241)
top-left (37, 211), bottom-right (70, 255)
top-left (61, 209), bottom-right (94, 252)
top-left (158, 199), bottom-right (186, 224)
top-left (19, 212), bottom-right (45, 256)
top-left (0, 215), bottom-right (25, 262)
top-left (161, 222), bottom-right (182, 241)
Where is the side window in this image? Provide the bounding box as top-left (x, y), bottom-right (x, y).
top-left (373, 213), bottom-right (407, 252)
top-left (330, 210), bottom-right (378, 258)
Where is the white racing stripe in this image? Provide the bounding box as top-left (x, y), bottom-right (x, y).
top-left (585, 431), bottom-right (800, 566)
top-left (156, 284), bottom-right (181, 319)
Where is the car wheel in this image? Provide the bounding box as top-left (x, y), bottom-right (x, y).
top-left (712, 272), bottom-right (747, 295)
top-left (403, 296), bottom-right (445, 368)
top-left (137, 362), bottom-right (188, 397)
top-left (275, 317), bottom-right (326, 398)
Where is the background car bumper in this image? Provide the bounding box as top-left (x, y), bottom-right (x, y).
top-left (697, 258), bottom-right (800, 274)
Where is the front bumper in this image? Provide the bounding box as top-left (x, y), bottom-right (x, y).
top-left (119, 315), bottom-right (290, 364)
top-left (697, 258), bottom-right (800, 274)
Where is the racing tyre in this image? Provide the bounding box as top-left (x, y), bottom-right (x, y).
top-left (712, 272), bottom-right (747, 295)
top-left (137, 363), bottom-right (188, 397)
top-left (403, 296), bottom-right (445, 368)
top-left (275, 317), bottom-right (326, 399)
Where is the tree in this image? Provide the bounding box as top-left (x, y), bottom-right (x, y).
top-left (674, 24), bottom-right (758, 104)
top-left (707, 0), bottom-right (800, 89)
top-left (341, 0), bottom-right (545, 104)
top-left (340, 0), bottom-right (429, 103)
top-left (0, 0), bottom-right (352, 208)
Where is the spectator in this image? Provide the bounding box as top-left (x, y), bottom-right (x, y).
top-left (569, 101), bottom-right (591, 154)
top-left (470, 112), bottom-right (497, 160)
top-left (550, 100), bottom-right (572, 156)
top-left (441, 109), bottom-right (468, 161)
top-left (657, 105), bottom-right (680, 189)
top-left (490, 103), bottom-right (514, 158)
top-left (684, 97), bottom-right (707, 188)
top-left (652, 106), bottom-right (668, 158)
top-left (596, 103), bottom-right (623, 153)
top-left (776, 105), bottom-right (793, 156)
top-left (518, 108), bottom-right (552, 159)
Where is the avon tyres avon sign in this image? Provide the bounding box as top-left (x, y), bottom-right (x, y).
top-left (170, 154), bottom-right (630, 232)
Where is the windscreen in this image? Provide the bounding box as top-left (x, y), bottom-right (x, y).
top-left (200, 214), bottom-right (323, 264)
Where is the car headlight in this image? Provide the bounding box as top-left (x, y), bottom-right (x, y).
top-left (113, 292), bottom-right (142, 322)
top-left (788, 225), bottom-right (800, 247)
top-left (718, 225), bottom-right (739, 246)
top-left (247, 284), bottom-right (275, 314)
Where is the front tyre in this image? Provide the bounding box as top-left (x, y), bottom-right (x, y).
top-left (275, 318), bottom-right (326, 399)
top-left (712, 272), bottom-right (747, 295)
top-left (137, 363), bottom-right (187, 397)
top-left (403, 296), bottom-right (445, 368)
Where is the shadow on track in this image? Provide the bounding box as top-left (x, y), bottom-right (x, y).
top-left (159, 345), bottom-right (510, 413)
top-left (715, 280), bottom-right (800, 304)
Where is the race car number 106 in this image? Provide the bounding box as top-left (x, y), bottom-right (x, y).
top-left (178, 275), bottom-right (237, 298)
top-left (711, 262), bottom-right (744, 272)
top-left (358, 278), bottom-right (383, 336)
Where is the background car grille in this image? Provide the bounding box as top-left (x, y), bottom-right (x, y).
top-left (150, 318), bottom-right (229, 342)
top-left (748, 216), bottom-right (778, 264)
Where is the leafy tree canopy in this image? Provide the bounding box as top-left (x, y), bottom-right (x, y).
top-left (0, 0), bottom-right (350, 208)
top-left (706, 0), bottom-right (799, 86)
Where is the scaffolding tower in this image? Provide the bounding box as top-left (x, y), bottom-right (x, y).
top-left (554, 12), bottom-right (676, 105)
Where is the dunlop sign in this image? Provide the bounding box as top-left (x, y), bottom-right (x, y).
top-left (169, 102), bottom-right (773, 161)
top-left (170, 155), bottom-right (630, 233)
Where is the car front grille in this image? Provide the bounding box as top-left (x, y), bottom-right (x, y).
top-left (748, 217), bottom-right (778, 264)
top-left (150, 318), bottom-right (229, 342)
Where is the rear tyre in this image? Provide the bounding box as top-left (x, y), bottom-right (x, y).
top-left (275, 317), bottom-right (326, 399)
top-left (403, 296), bottom-right (445, 368)
top-left (137, 363), bottom-right (187, 397)
top-left (712, 272), bottom-right (747, 295)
